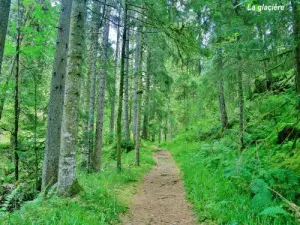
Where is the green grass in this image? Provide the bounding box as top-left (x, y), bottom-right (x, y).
top-left (1, 143), bottom-right (156, 225)
top-left (163, 141), bottom-right (299, 225)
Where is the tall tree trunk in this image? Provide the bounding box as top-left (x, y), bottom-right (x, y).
top-left (87, 0), bottom-right (101, 172)
top-left (132, 17), bottom-right (141, 143)
top-left (123, 17), bottom-right (130, 143)
top-left (42, 0), bottom-right (72, 190)
top-left (257, 24), bottom-right (272, 91)
top-left (33, 75), bottom-right (39, 190)
top-left (291, 0), bottom-right (300, 96)
top-left (237, 49), bottom-right (244, 149)
top-left (233, 0), bottom-right (244, 150)
top-left (218, 78), bottom-right (228, 131)
top-left (142, 50), bottom-right (150, 139)
top-left (93, 6), bottom-right (111, 172)
top-left (216, 41), bottom-right (228, 131)
top-left (117, 0), bottom-right (128, 171)
top-left (109, 9), bottom-right (120, 143)
top-left (80, 3), bottom-right (90, 163)
top-left (57, 0), bottom-right (85, 196)
top-left (0, 0), bottom-right (11, 75)
top-left (12, 0), bottom-right (21, 181)
top-left (135, 25), bottom-right (143, 166)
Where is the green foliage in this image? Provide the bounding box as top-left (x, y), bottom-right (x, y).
top-left (163, 131), bottom-right (300, 224)
top-left (1, 144), bottom-right (155, 224)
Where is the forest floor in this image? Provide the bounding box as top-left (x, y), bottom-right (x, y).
top-left (121, 149), bottom-right (196, 225)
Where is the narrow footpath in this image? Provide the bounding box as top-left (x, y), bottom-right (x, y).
top-left (121, 150), bottom-right (196, 225)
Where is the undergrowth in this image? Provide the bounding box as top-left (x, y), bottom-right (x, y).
top-left (0, 142), bottom-right (155, 225)
top-left (163, 90), bottom-right (300, 225)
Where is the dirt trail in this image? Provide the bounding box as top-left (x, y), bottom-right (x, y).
top-left (121, 150), bottom-right (196, 225)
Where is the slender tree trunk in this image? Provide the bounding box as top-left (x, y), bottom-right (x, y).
top-left (117, 0), bottom-right (128, 171)
top-left (216, 40), bottom-right (228, 131)
top-left (237, 50), bottom-right (244, 149)
top-left (257, 24), bottom-right (272, 91)
top-left (0, 0), bottom-right (11, 75)
top-left (93, 6), bottom-right (111, 172)
top-left (142, 51), bottom-right (150, 139)
top-left (135, 25), bottom-right (143, 166)
top-left (33, 75), bottom-right (39, 190)
top-left (233, 1), bottom-right (245, 150)
top-left (57, 0), bottom-right (85, 196)
top-left (291, 0), bottom-right (300, 96)
top-left (87, 0), bottom-right (101, 172)
top-left (42, 0), bottom-right (72, 190)
top-left (217, 78), bottom-right (228, 131)
top-left (132, 17), bottom-right (141, 143)
top-left (123, 18), bottom-right (130, 142)
top-left (12, 0), bottom-right (21, 181)
top-left (80, 3), bottom-right (90, 162)
top-left (109, 9), bottom-right (120, 143)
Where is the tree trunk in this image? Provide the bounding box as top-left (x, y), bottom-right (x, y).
top-left (124, 21), bottom-right (130, 143)
top-left (291, 0), bottom-right (300, 96)
top-left (12, 0), bottom-right (21, 181)
top-left (117, 0), bottom-right (128, 171)
top-left (123, 18), bottom-right (130, 143)
top-left (216, 41), bottom-right (228, 131)
top-left (93, 6), bottom-right (111, 172)
top-left (142, 50), bottom-right (150, 139)
top-left (109, 9), bottom-right (120, 143)
top-left (135, 25), bottom-right (143, 166)
top-left (87, 0), bottom-right (101, 172)
top-left (42, 0), bottom-right (73, 190)
top-left (217, 77), bottom-right (228, 131)
top-left (237, 50), bottom-right (244, 150)
top-left (0, 0), bottom-right (11, 75)
top-left (132, 17), bottom-right (141, 143)
top-left (57, 0), bottom-right (85, 196)
top-left (233, 1), bottom-right (245, 150)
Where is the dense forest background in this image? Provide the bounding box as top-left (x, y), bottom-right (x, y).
top-left (0, 0), bottom-right (299, 224)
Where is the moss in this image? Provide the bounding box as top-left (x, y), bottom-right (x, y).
top-left (67, 179), bottom-right (83, 197)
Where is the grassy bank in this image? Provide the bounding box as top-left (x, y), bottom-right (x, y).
top-left (163, 141), bottom-right (299, 225)
top-left (1, 143), bottom-right (155, 225)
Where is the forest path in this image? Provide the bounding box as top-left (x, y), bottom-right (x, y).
top-left (121, 149), bottom-right (196, 225)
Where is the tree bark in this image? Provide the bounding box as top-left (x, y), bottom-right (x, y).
top-left (123, 17), bottom-right (130, 143)
top-left (12, 0), bottom-right (21, 181)
top-left (216, 35), bottom-right (228, 131)
top-left (87, 0), bottom-right (101, 172)
top-left (237, 50), bottom-right (244, 149)
top-left (42, 0), bottom-right (73, 190)
top-left (142, 50), bottom-right (151, 139)
top-left (109, 8), bottom-right (120, 143)
top-left (93, 5), bottom-right (111, 172)
top-left (57, 0), bottom-right (85, 196)
top-left (0, 0), bottom-right (11, 75)
top-left (117, 0), bottom-right (128, 171)
top-left (217, 77), bottom-right (228, 131)
top-left (135, 25), bottom-right (143, 166)
top-left (132, 17), bottom-right (141, 143)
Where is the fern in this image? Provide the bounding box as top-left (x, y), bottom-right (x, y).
top-left (260, 206), bottom-right (289, 218)
top-left (0, 185), bottom-right (20, 213)
top-left (250, 179), bottom-right (273, 212)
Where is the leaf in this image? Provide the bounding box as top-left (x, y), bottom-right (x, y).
top-left (260, 206), bottom-right (289, 217)
top-left (250, 178), bottom-right (268, 194)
